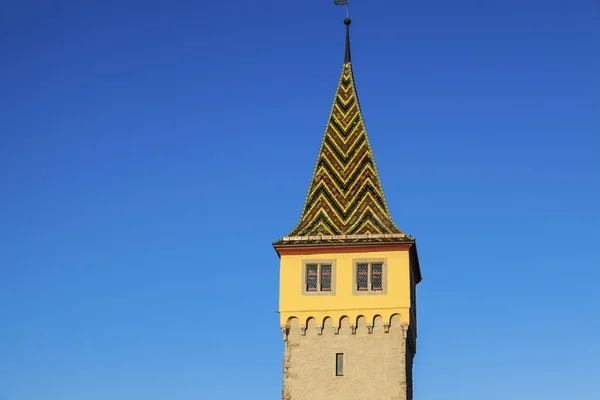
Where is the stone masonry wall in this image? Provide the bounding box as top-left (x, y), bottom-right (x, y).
top-left (282, 314), bottom-right (411, 400)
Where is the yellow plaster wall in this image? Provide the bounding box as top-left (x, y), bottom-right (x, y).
top-left (278, 250), bottom-right (412, 327)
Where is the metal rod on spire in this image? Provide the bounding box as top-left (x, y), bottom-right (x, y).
top-left (334, 0), bottom-right (351, 63)
top-left (335, 0), bottom-right (352, 63)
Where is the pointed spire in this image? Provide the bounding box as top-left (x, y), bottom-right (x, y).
top-left (276, 18), bottom-right (409, 244)
top-left (344, 18), bottom-right (351, 63)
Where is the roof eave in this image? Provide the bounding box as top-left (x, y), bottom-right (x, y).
top-left (272, 237), bottom-right (416, 259)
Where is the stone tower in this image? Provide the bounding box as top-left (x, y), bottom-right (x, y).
top-left (273, 17), bottom-right (423, 400)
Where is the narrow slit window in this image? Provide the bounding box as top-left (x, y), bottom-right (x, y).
top-left (371, 263), bottom-right (383, 290)
top-left (320, 265), bottom-right (332, 291)
top-left (336, 353), bottom-right (344, 376)
top-left (357, 264), bottom-right (369, 291)
top-left (307, 265), bottom-right (318, 291)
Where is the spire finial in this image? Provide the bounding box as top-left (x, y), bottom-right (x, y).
top-left (344, 17), bottom-right (351, 63)
top-left (334, 1), bottom-right (352, 63)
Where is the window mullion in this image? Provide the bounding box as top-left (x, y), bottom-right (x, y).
top-left (317, 264), bottom-right (321, 291)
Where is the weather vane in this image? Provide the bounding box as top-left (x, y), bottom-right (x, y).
top-left (333, 0), bottom-right (349, 18)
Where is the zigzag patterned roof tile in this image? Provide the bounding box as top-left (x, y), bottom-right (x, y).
top-left (276, 18), bottom-right (408, 245)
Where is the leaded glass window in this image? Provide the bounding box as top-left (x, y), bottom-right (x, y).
top-left (357, 264), bottom-right (369, 290)
top-left (307, 265), bottom-right (318, 291)
top-left (305, 262), bottom-right (334, 293)
top-left (355, 261), bottom-right (385, 293)
top-left (371, 263), bottom-right (383, 290)
top-left (320, 265), bottom-right (332, 291)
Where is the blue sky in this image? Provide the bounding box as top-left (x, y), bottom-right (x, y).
top-left (1, 0), bottom-right (599, 399)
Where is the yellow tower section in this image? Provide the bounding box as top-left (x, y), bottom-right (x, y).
top-left (277, 245), bottom-right (419, 332)
top-left (274, 17), bottom-right (422, 400)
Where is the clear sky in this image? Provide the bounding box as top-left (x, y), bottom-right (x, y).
top-left (1, 0), bottom-right (599, 399)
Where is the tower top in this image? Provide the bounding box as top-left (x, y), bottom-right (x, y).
top-left (274, 17), bottom-right (413, 246)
